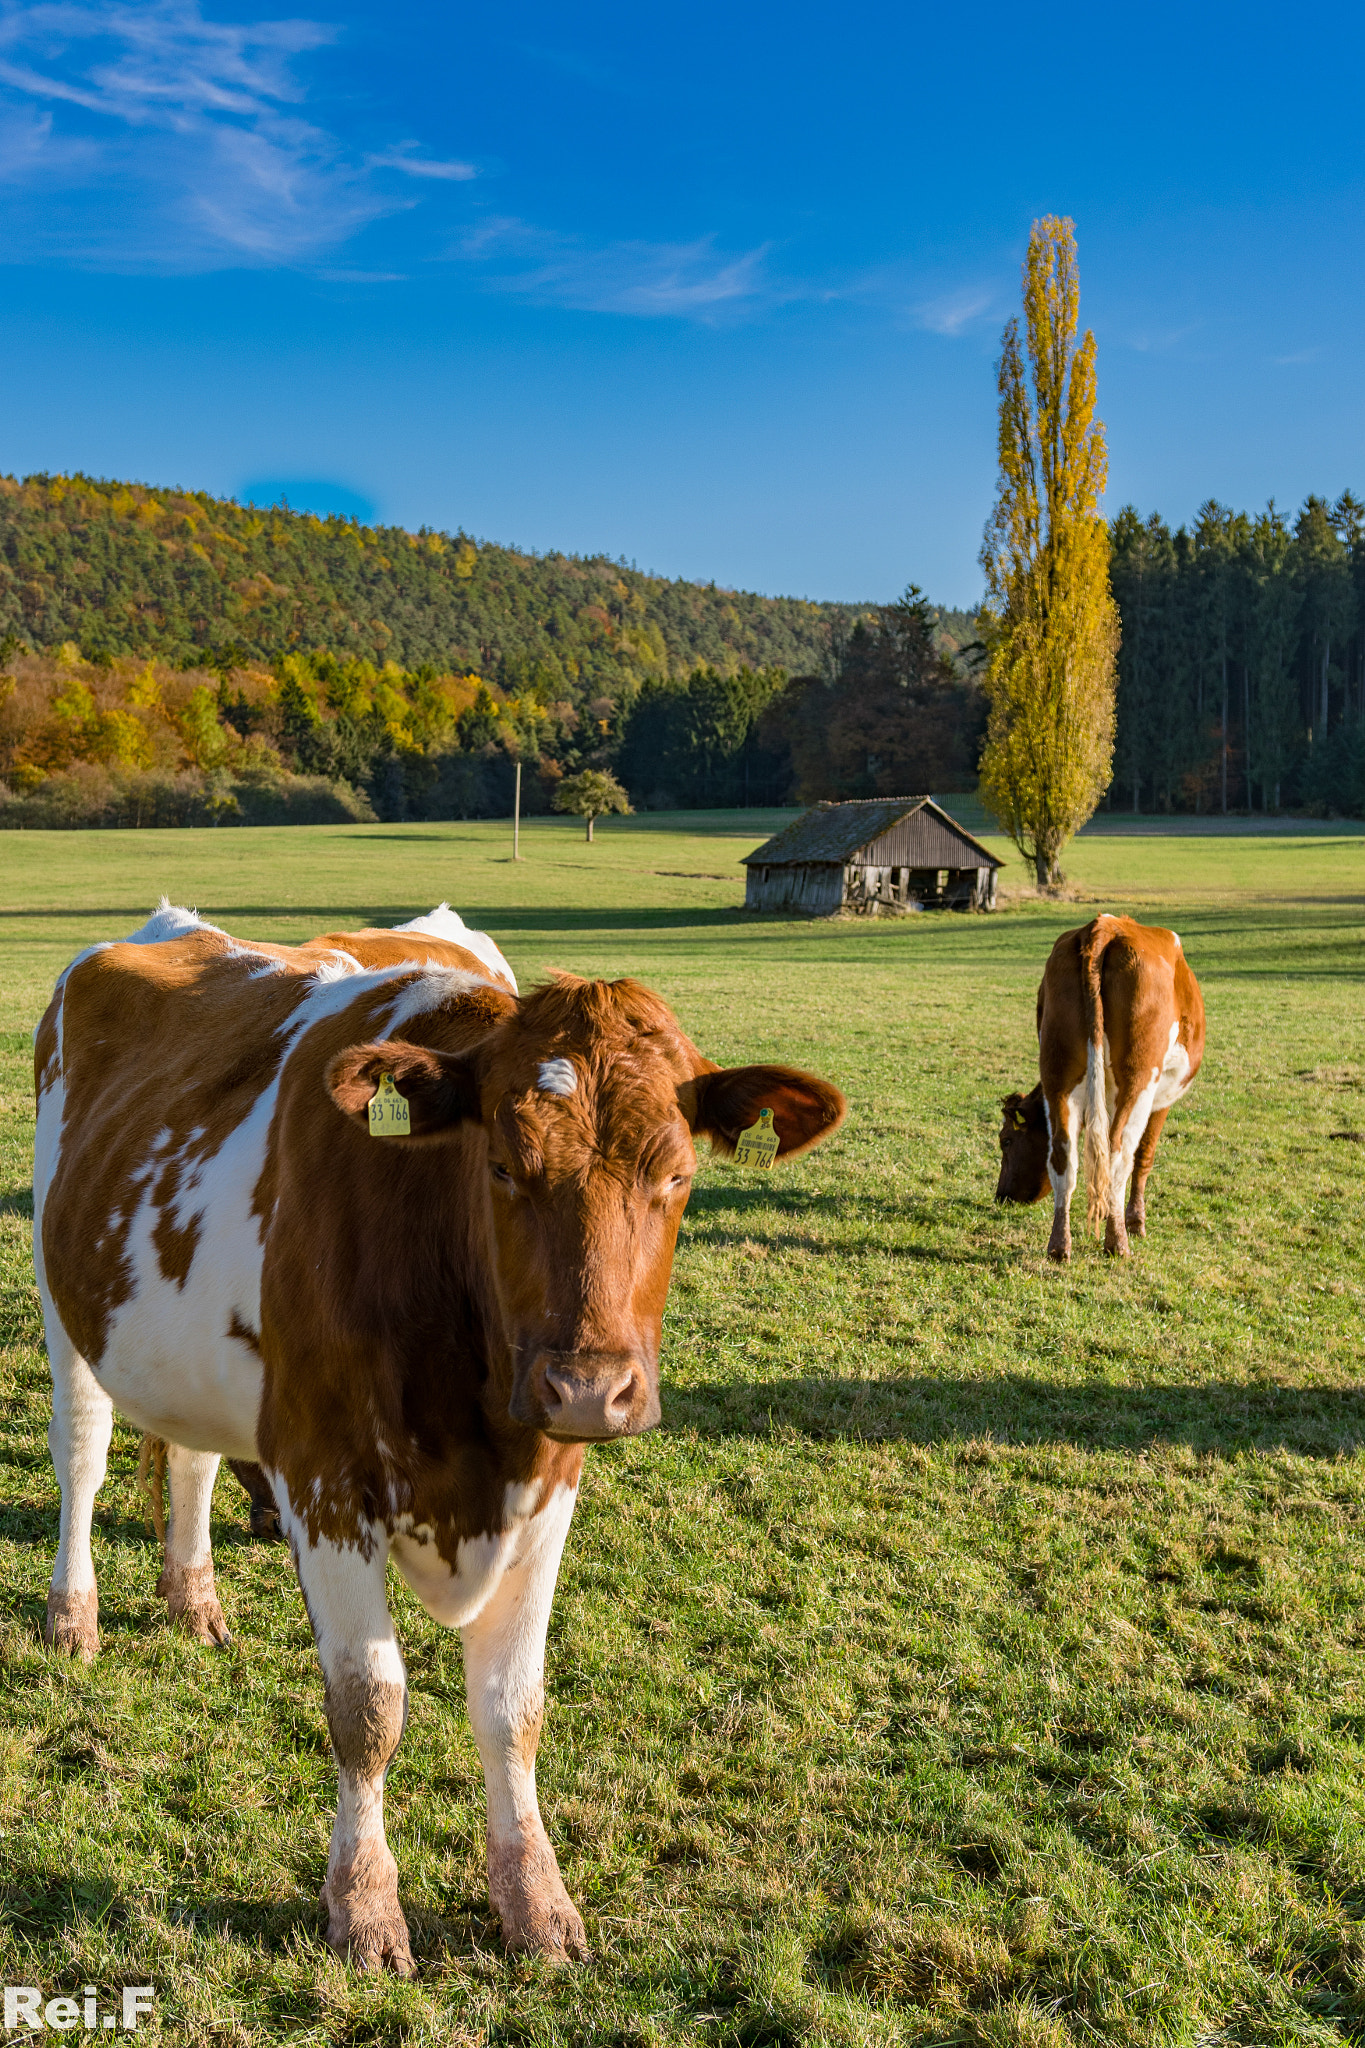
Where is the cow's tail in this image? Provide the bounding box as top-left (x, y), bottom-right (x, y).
top-left (1081, 917), bottom-right (1117, 1238)
top-left (137, 1434), bottom-right (167, 1543)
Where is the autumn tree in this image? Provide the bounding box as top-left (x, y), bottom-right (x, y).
top-left (552, 768), bottom-right (631, 841)
top-left (978, 217), bottom-right (1119, 884)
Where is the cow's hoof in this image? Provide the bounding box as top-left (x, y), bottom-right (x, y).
top-left (157, 1564), bottom-right (231, 1645)
top-left (322, 1880), bottom-right (415, 1977)
top-left (498, 1891), bottom-right (591, 1964)
top-left (490, 1839), bottom-right (591, 1963)
top-left (1125, 1212), bottom-right (1147, 1240)
top-left (250, 1505), bottom-right (284, 1542)
top-left (1046, 1241), bottom-right (1071, 1265)
top-left (44, 1588), bottom-right (98, 1662)
top-left (1103, 1231), bottom-right (1131, 1259)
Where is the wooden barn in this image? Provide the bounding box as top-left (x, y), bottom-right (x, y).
top-left (743, 797), bottom-right (1001, 915)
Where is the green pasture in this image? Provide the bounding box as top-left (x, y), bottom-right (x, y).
top-left (1, 813), bottom-right (1363, 2046)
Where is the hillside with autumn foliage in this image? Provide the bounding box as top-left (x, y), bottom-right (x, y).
top-left (0, 472), bottom-right (848, 687)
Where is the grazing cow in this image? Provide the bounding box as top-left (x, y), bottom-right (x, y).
top-left (33, 900), bottom-right (845, 1972)
top-left (995, 913), bottom-right (1204, 1261)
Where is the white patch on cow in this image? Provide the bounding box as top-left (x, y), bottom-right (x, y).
top-left (1151, 1020), bottom-right (1192, 1111)
top-left (1045, 1080), bottom-right (1086, 1223)
top-left (131, 898), bottom-right (227, 945)
top-left (392, 903), bottom-right (518, 992)
top-left (390, 1478), bottom-right (569, 1629)
top-left (311, 950), bottom-right (362, 984)
top-left (1173, 932), bottom-right (1181, 949)
top-left (93, 1082), bottom-right (278, 1458)
top-left (537, 1057), bottom-right (577, 1098)
top-left (504, 1477), bottom-right (544, 1520)
top-left (383, 966), bottom-right (495, 1037)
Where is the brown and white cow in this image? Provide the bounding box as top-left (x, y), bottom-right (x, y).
top-left (995, 913), bottom-right (1205, 1261)
top-left (34, 900), bottom-right (845, 1972)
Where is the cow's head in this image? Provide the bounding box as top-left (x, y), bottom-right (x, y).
top-left (995, 1085), bottom-right (1049, 1204)
top-left (327, 977), bottom-right (846, 1444)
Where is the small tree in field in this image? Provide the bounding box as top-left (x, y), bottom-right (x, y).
top-left (978, 216), bottom-right (1119, 886)
top-left (553, 768), bottom-right (631, 841)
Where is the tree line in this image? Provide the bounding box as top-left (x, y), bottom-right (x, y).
top-left (1109, 492), bottom-right (1365, 816)
top-left (4, 462), bottom-right (1364, 833)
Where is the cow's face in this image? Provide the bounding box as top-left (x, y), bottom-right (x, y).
top-left (328, 977), bottom-right (846, 1444)
top-left (995, 1086), bottom-right (1049, 1204)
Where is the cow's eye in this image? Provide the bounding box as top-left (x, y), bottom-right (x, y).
top-left (489, 1161), bottom-right (517, 1191)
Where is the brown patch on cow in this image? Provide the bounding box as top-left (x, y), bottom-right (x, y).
top-left (151, 1165), bottom-right (201, 1287)
top-left (44, 1587), bottom-right (98, 1661)
top-left (157, 1560), bottom-right (230, 1645)
top-left (34, 1001), bottom-right (61, 1103)
top-left (324, 1667), bottom-right (407, 1778)
top-left (488, 1818), bottom-right (591, 1962)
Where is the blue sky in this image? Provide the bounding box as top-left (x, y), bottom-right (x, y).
top-left (0, 1), bottom-right (1361, 608)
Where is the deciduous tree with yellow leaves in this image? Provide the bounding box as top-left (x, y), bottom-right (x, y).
top-left (978, 216), bottom-right (1119, 886)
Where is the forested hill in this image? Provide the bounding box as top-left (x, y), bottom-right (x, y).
top-left (0, 472), bottom-right (856, 693)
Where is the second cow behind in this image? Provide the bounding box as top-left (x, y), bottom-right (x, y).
top-left (996, 913), bottom-right (1205, 1261)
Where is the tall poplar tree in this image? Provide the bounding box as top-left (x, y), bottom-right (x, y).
top-left (978, 217), bottom-right (1119, 884)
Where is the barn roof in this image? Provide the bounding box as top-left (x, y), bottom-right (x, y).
top-left (743, 797), bottom-right (1002, 870)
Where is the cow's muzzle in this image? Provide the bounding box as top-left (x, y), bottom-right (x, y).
top-left (514, 1349), bottom-right (661, 1442)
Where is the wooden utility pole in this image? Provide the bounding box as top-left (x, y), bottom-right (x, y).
top-left (512, 760), bottom-right (523, 861)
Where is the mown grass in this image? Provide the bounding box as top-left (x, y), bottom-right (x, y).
top-left (0, 812), bottom-right (1363, 2045)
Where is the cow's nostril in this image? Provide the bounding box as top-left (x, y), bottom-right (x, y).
top-left (604, 1370), bottom-right (637, 1419)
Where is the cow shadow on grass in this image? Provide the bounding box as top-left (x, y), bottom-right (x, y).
top-left (680, 1185), bottom-right (1002, 1266)
top-left (0, 1856), bottom-right (496, 1980)
top-left (665, 1374), bottom-right (1365, 1459)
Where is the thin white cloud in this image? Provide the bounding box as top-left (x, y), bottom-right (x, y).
top-left (911, 284), bottom-right (997, 336)
top-left (1270, 346), bottom-right (1320, 366)
top-left (369, 142), bottom-right (477, 183)
top-left (0, 0), bottom-right (475, 266)
top-left (452, 217), bottom-right (773, 322)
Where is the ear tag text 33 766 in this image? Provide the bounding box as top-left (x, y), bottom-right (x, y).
top-left (733, 1107), bottom-right (779, 1171)
top-left (368, 1073), bottom-right (411, 1139)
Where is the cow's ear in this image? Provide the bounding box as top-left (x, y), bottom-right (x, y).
top-left (1001, 1091), bottom-right (1028, 1127)
top-left (683, 1063), bottom-right (847, 1160)
top-left (326, 1039), bottom-right (481, 1140)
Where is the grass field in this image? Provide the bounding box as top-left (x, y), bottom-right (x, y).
top-left (1, 811), bottom-right (1363, 2047)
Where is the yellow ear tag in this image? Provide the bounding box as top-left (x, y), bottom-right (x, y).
top-left (733, 1107), bottom-right (780, 1171)
top-left (368, 1073), bottom-right (411, 1139)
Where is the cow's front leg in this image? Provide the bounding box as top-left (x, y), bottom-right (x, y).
top-left (157, 1444), bottom-right (230, 1643)
top-left (1125, 1106), bottom-right (1168, 1241)
top-left (1045, 1088), bottom-right (1080, 1263)
top-left (288, 1518), bottom-right (413, 1976)
top-left (462, 1482), bottom-right (588, 1962)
